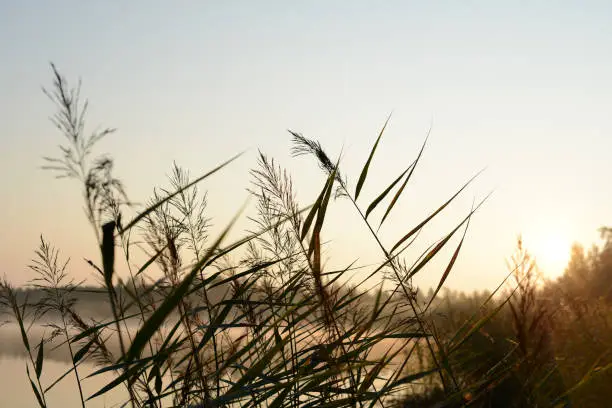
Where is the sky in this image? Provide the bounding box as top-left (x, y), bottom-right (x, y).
top-left (1, 1), bottom-right (611, 291)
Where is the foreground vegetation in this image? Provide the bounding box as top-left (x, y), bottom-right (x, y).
top-left (1, 66), bottom-right (610, 407)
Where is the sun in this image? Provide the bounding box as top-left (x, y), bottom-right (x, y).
top-left (524, 233), bottom-right (571, 278)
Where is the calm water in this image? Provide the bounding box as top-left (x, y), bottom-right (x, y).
top-left (0, 322), bottom-right (420, 407)
top-left (0, 323), bottom-right (129, 407)
top-left (0, 356), bottom-right (128, 408)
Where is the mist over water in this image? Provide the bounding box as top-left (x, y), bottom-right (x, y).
top-left (0, 355), bottom-right (127, 408)
top-left (0, 320), bottom-right (417, 407)
top-left (0, 285), bottom-right (419, 405)
top-left (0, 321), bottom-right (127, 407)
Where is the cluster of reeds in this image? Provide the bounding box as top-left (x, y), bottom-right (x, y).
top-left (0, 65), bottom-right (578, 407)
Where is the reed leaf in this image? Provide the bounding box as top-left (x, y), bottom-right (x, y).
top-left (355, 113), bottom-right (391, 200)
top-left (365, 165), bottom-right (410, 219)
top-left (35, 339), bottom-right (44, 379)
top-left (390, 168), bottom-right (485, 253)
top-left (378, 130), bottom-right (429, 228)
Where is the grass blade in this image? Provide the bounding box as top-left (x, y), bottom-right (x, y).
top-left (70, 312), bottom-right (141, 343)
top-left (35, 338), bottom-right (44, 379)
top-left (309, 165), bottom-right (336, 254)
top-left (87, 361), bottom-right (147, 401)
top-left (407, 194), bottom-right (487, 280)
top-left (390, 168), bottom-right (485, 253)
top-left (17, 308), bottom-right (30, 352)
top-left (365, 165), bottom-right (410, 219)
top-left (301, 173), bottom-right (331, 241)
top-left (135, 244), bottom-right (166, 276)
top-left (425, 209), bottom-right (473, 311)
top-left (27, 365), bottom-right (45, 408)
top-left (73, 339), bottom-right (95, 365)
top-left (379, 130), bottom-right (429, 228)
top-left (355, 113), bottom-right (391, 200)
top-left (220, 332), bottom-right (292, 401)
top-left (101, 221), bottom-right (115, 288)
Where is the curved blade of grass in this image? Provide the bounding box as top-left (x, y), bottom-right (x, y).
top-left (194, 296), bottom-right (234, 353)
top-left (156, 318), bottom-right (183, 355)
top-left (301, 173), bottom-right (332, 241)
top-left (44, 361), bottom-right (83, 393)
top-left (135, 244), bottom-right (166, 277)
top-left (16, 306), bottom-right (30, 352)
top-left (146, 363), bottom-right (163, 395)
top-left (87, 358), bottom-right (150, 378)
top-left (209, 260), bottom-right (279, 290)
top-left (268, 386), bottom-right (292, 408)
top-left (425, 208), bottom-right (473, 311)
top-left (407, 194), bottom-right (488, 281)
top-left (26, 365), bottom-right (45, 408)
top-left (312, 232), bottom-right (322, 279)
top-left (324, 259), bottom-right (358, 287)
top-left (355, 113), bottom-right (392, 200)
top-left (87, 361), bottom-right (148, 401)
top-left (359, 352), bottom-right (391, 393)
top-left (70, 312), bottom-right (141, 343)
top-left (308, 161), bottom-right (337, 257)
top-left (35, 338), bottom-right (44, 379)
top-left (379, 130), bottom-right (430, 229)
top-left (390, 168), bottom-right (485, 253)
top-left (120, 152), bottom-right (243, 234)
top-left (73, 339), bottom-right (95, 365)
top-left (101, 221), bottom-right (115, 289)
top-left (221, 332), bottom-right (292, 401)
top-left (365, 165), bottom-right (410, 219)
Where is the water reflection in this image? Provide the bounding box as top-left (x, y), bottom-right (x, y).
top-left (0, 322), bottom-right (419, 407)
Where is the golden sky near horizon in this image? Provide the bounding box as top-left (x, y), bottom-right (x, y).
top-left (1, 2), bottom-right (611, 291)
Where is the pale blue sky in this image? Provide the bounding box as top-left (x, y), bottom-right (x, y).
top-left (1, 1), bottom-right (611, 291)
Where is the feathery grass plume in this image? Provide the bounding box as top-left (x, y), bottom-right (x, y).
top-left (167, 162), bottom-right (211, 263)
top-left (28, 236), bottom-right (87, 407)
top-left (290, 131), bottom-right (347, 195)
top-left (42, 63), bottom-right (127, 243)
top-left (139, 179), bottom-right (212, 402)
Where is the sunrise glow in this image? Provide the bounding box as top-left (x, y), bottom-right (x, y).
top-left (525, 233), bottom-right (571, 278)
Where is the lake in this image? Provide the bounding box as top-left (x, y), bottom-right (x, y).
top-left (0, 321), bottom-right (424, 407)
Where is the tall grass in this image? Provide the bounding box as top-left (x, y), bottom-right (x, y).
top-left (0, 65), bottom-right (575, 407)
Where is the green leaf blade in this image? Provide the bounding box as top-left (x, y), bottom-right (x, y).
top-left (35, 339), bottom-right (44, 379)
top-left (365, 166), bottom-right (409, 219)
top-left (379, 131), bottom-right (429, 228)
top-left (355, 113), bottom-right (391, 200)
top-left (390, 168), bottom-right (485, 253)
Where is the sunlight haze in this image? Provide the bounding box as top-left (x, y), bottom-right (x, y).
top-left (1, 1), bottom-right (611, 290)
